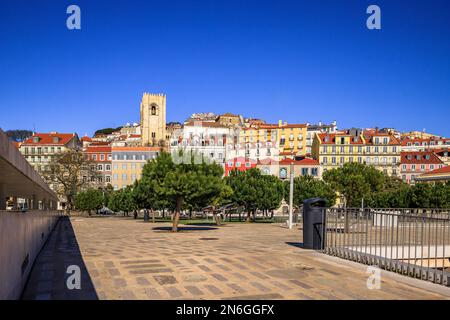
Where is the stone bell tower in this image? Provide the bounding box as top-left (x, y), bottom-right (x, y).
top-left (140, 93), bottom-right (167, 148)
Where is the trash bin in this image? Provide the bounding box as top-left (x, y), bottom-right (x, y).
top-left (302, 198), bottom-right (327, 250)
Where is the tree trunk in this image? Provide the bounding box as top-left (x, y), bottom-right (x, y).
top-left (162, 208), bottom-right (165, 219)
top-left (270, 210), bottom-right (274, 219)
top-left (213, 207), bottom-right (221, 226)
top-left (172, 198), bottom-right (182, 232)
top-left (246, 210), bottom-right (251, 223)
top-left (151, 208), bottom-right (155, 223)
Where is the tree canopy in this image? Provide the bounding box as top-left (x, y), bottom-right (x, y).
top-left (74, 188), bottom-right (104, 215)
top-left (323, 162), bottom-right (386, 207)
top-left (226, 168), bottom-right (285, 222)
top-left (290, 175), bottom-right (337, 208)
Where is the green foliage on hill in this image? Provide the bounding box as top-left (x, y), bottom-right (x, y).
top-left (94, 126), bottom-right (122, 136)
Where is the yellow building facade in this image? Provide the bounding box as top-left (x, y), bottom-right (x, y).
top-left (312, 129), bottom-right (401, 176)
top-left (111, 146), bottom-right (160, 190)
top-left (276, 121), bottom-right (308, 158)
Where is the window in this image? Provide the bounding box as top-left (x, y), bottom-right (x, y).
top-left (302, 168), bottom-right (308, 176)
top-left (402, 164), bottom-right (407, 170)
top-left (122, 163), bottom-right (127, 170)
top-left (100, 154), bottom-right (105, 161)
top-left (245, 162), bottom-right (251, 168)
top-left (279, 168), bottom-right (287, 179)
top-left (122, 173), bottom-right (127, 180)
top-left (105, 176), bottom-right (111, 183)
top-left (113, 174), bottom-right (118, 180)
top-left (236, 162), bottom-right (241, 167)
top-left (311, 168), bottom-right (318, 176)
top-left (151, 105), bottom-right (156, 115)
top-left (98, 164), bottom-right (103, 171)
top-left (106, 164), bottom-right (111, 171)
top-left (113, 164), bottom-right (118, 170)
top-left (228, 161), bottom-right (233, 167)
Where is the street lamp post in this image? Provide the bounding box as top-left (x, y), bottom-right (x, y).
top-left (288, 162), bottom-right (294, 229)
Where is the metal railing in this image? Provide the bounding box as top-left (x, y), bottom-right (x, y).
top-left (323, 208), bottom-right (450, 286)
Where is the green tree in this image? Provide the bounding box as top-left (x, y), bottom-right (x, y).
top-left (255, 174), bottom-right (285, 219)
top-left (209, 184), bottom-right (233, 225)
top-left (323, 162), bottom-right (386, 207)
top-left (163, 152), bottom-right (226, 231)
top-left (291, 175), bottom-right (337, 209)
top-left (226, 168), bottom-right (262, 222)
top-left (74, 188), bottom-right (104, 216)
top-left (108, 186), bottom-right (137, 216)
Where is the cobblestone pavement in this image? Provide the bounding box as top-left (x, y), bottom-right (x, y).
top-left (22, 216), bottom-right (450, 300)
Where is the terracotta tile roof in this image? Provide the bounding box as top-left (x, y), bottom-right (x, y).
top-left (22, 133), bottom-right (77, 146)
top-left (317, 133), bottom-right (364, 145)
top-left (279, 158), bottom-right (319, 165)
top-left (400, 151), bottom-right (444, 164)
top-left (81, 136), bottom-right (92, 142)
top-left (279, 124), bottom-right (307, 129)
top-left (112, 146), bottom-right (160, 152)
top-left (84, 145), bottom-right (112, 153)
top-left (401, 137), bottom-right (450, 146)
top-left (419, 165), bottom-right (450, 176)
top-left (363, 132), bottom-right (400, 145)
top-left (256, 158), bottom-right (319, 166)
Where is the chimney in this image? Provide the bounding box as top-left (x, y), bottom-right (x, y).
top-left (278, 120), bottom-right (282, 127)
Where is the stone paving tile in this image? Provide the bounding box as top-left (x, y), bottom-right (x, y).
top-left (185, 285), bottom-right (204, 296)
top-left (22, 217), bottom-right (450, 300)
top-left (165, 286), bottom-right (183, 298)
top-left (204, 285), bottom-right (223, 295)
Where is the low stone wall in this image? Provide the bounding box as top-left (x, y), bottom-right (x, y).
top-left (0, 210), bottom-right (63, 300)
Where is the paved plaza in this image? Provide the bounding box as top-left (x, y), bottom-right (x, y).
top-left (22, 216), bottom-right (450, 300)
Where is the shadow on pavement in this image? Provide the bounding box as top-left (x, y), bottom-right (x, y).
top-left (21, 217), bottom-right (98, 300)
top-left (152, 226), bottom-right (218, 232)
top-left (285, 242), bottom-right (305, 249)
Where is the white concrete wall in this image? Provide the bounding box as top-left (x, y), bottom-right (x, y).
top-left (0, 211), bottom-right (62, 300)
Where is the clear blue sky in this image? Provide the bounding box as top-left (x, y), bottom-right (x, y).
top-left (1, 0), bottom-right (449, 137)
